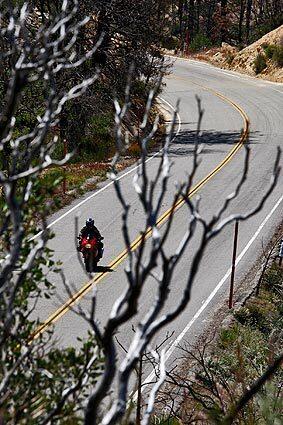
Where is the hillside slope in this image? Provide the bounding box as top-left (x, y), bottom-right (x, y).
top-left (210, 25), bottom-right (283, 82)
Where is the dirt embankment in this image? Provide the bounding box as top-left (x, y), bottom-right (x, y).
top-left (178, 25), bottom-right (283, 83)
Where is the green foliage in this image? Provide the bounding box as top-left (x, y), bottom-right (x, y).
top-left (218, 326), bottom-right (268, 383)
top-left (40, 168), bottom-right (63, 188)
top-left (262, 43), bottom-right (277, 59)
top-left (31, 172), bottom-right (64, 213)
top-left (0, 0), bottom-right (168, 168)
top-left (190, 33), bottom-right (212, 52)
top-left (219, 323), bottom-right (239, 348)
top-left (0, 173), bottom-right (104, 423)
top-left (262, 44), bottom-right (283, 67)
top-left (272, 45), bottom-right (283, 67)
top-left (2, 325), bottom-right (103, 423)
top-left (132, 79), bottom-right (155, 101)
top-left (254, 53), bottom-right (267, 74)
top-left (263, 262), bottom-right (283, 296)
top-left (234, 299), bottom-right (276, 334)
top-left (162, 36), bottom-right (179, 51)
top-left (81, 113), bottom-right (114, 162)
top-left (167, 261), bottom-right (283, 424)
top-left (257, 383), bottom-right (283, 424)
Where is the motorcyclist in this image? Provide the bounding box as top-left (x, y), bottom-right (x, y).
top-left (78, 218), bottom-right (104, 258)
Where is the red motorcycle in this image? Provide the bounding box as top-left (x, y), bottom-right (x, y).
top-left (79, 235), bottom-right (101, 272)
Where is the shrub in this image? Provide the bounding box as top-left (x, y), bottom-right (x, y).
top-left (262, 44), bottom-right (277, 59)
top-left (226, 51), bottom-right (235, 65)
top-left (219, 324), bottom-right (239, 348)
top-left (257, 383), bottom-right (283, 423)
top-left (254, 53), bottom-right (267, 74)
top-left (162, 36), bottom-right (179, 51)
top-left (80, 113), bottom-right (114, 162)
top-left (262, 44), bottom-right (283, 67)
top-left (272, 45), bottom-right (283, 67)
top-left (263, 263), bottom-right (283, 294)
top-left (222, 326), bottom-right (268, 373)
top-left (234, 297), bottom-right (276, 334)
top-left (190, 33), bottom-right (212, 52)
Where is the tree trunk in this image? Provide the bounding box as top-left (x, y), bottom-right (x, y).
top-left (246, 0), bottom-right (253, 44)
top-left (238, 0), bottom-right (246, 45)
top-left (196, 0), bottom-right (201, 34)
top-left (178, 0), bottom-right (185, 49)
top-left (221, 0), bottom-right (228, 43)
top-left (93, 1), bottom-right (111, 67)
top-left (188, 0), bottom-right (195, 41)
top-left (206, 0), bottom-right (216, 39)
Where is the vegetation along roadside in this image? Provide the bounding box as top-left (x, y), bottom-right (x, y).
top-left (154, 225), bottom-right (283, 424)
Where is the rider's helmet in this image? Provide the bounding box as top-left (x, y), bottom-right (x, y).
top-left (86, 218), bottom-right (94, 228)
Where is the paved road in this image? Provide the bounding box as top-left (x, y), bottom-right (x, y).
top-left (34, 58), bottom-right (283, 377)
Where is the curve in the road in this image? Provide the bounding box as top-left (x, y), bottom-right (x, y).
top-left (30, 83), bottom-right (250, 341)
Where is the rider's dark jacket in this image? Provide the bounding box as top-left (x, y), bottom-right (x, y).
top-left (79, 225), bottom-right (102, 240)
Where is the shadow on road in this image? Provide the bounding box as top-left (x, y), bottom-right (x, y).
top-left (170, 129), bottom-right (258, 156)
top-left (95, 266), bottom-right (114, 273)
top-left (148, 128), bottom-right (257, 158)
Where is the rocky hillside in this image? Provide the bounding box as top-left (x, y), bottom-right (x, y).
top-left (170, 25), bottom-right (283, 82)
top-left (210, 25), bottom-right (283, 82)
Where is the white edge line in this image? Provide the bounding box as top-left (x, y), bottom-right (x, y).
top-left (28, 98), bottom-right (182, 242)
top-left (169, 55), bottom-right (283, 92)
top-left (141, 193), bottom-right (283, 389)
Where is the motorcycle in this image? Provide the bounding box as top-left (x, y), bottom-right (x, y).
top-left (79, 235), bottom-right (102, 272)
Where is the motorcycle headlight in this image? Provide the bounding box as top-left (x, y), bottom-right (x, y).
top-left (85, 243), bottom-right (92, 248)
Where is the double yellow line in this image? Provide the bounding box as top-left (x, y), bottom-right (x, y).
top-left (32, 83), bottom-right (249, 340)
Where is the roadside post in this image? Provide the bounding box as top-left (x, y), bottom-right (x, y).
top-left (136, 354), bottom-right (143, 425)
top-left (279, 239), bottom-right (283, 267)
top-left (229, 220), bottom-right (239, 309)
top-left (62, 139), bottom-right (68, 194)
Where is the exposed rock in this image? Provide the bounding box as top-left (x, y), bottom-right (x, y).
top-left (221, 42), bottom-right (235, 51)
top-left (213, 25), bottom-right (283, 82)
top-left (173, 25), bottom-right (283, 82)
top-left (213, 51), bottom-right (225, 62)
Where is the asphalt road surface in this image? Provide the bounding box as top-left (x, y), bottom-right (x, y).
top-left (33, 58), bottom-right (283, 383)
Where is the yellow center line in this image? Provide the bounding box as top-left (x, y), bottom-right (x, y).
top-left (31, 82), bottom-right (249, 340)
